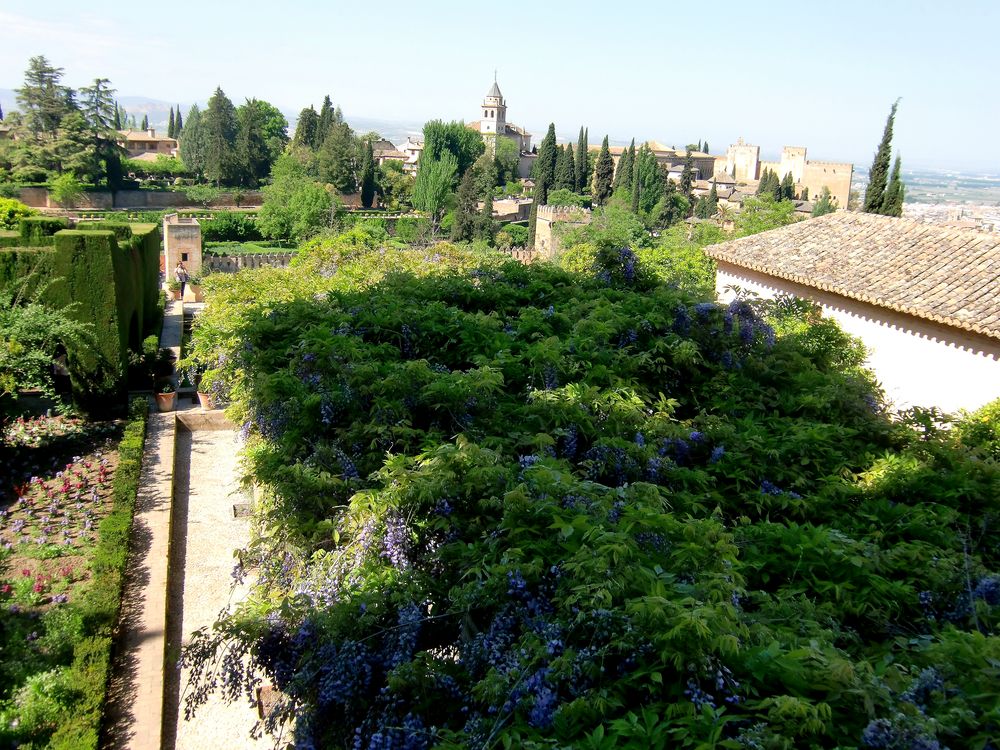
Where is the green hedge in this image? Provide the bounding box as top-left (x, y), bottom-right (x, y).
top-left (48, 398), bottom-right (148, 749)
top-left (19, 216), bottom-right (69, 245)
top-left (75, 222), bottom-right (134, 241)
top-left (0, 247), bottom-right (55, 292)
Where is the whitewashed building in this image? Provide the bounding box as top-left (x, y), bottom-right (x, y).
top-left (704, 212), bottom-right (1000, 413)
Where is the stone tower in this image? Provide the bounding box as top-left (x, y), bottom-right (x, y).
top-left (481, 78), bottom-right (506, 136)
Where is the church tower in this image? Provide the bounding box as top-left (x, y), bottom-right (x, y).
top-left (481, 78), bottom-right (506, 136)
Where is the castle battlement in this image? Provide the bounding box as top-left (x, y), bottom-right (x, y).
top-left (537, 205), bottom-right (591, 222)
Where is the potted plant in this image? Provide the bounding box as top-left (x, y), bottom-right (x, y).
top-left (196, 368), bottom-right (216, 410)
top-left (167, 279), bottom-right (182, 300)
top-left (184, 272), bottom-right (205, 303)
top-left (155, 382), bottom-right (176, 412)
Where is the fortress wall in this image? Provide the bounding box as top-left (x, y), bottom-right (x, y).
top-left (802, 162), bottom-right (853, 207)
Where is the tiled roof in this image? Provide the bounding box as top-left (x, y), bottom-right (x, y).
top-left (704, 211), bottom-right (1000, 340)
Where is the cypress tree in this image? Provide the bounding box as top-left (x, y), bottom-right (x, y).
top-left (708, 182), bottom-right (718, 213)
top-left (756, 168), bottom-right (770, 196)
top-left (452, 167), bottom-right (479, 242)
top-left (318, 95), bottom-right (334, 142)
top-left (168, 107), bottom-right (175, 138)
top-left (863, 99), bottom-right (899, 214)
top-left (294, 106), bottom-right (319, 149)
top-left (882, 155), bottom-right (905, 217)
top-left (703, 141), bottom-right (709, 154)
top-left (594, 136), bottom-right (614, 205)
top-left (141, 114), bottom-right (148, 130)
top-left (360, 140), bottom-right (376, 208)
top-left (0, 102), bottom-right (3, 121)
top-left (614, 138), bottom-right (635, 193)
top-left (575, 126), bottom-right (587, 192)
top-left (780, 172), bottom-right (795, 201)
top-left (113, 101), bottom-right (121, 130)
top-left (535, 123), bottom-right (558, 193)
top-left (801, 186), bottom-right (809, 201)
top-left (478, 190), bottom-right (495, 244)
top-left (630, 156), bottom-right (640, 213)
top-left (202, 87), bottom-right (239, 186)
top-left (679, 149), bottom-right (694, 201)
top-left (175, 106), bottom-right (182, 135)
top-left (555, 144), bottom-right (575, 191)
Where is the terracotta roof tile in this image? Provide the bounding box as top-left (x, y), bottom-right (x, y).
top-left (704, 211), bottom-right (1000, 340)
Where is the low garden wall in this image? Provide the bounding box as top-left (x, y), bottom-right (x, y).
top-left (18, 188), bottom-right (263, 210)
top-left (203, 253), bottom-right (296, 272)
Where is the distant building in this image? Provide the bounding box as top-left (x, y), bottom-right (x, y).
top-left (372, 138), bottom-right (407, 169)
top-left (587, 141), bottom-right (717, 186)
top-left (720, 138), bottom-right (852, 208)
top-left (464, 79), bottom-right (535, 178)
top-left (396, 136), bottom-right (424, 175)
top-left (118, 128), bottom-right (178, 159)
top-left (705, 211), bottom-right (1000, 413)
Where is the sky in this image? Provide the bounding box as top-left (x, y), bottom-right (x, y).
top-left (2, 0), bottom-right (998, 172)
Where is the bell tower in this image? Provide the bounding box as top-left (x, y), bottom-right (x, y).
top-left (481, 75), bottom-right (506, 136)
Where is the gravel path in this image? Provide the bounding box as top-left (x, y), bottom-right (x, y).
top-left (166, 426), bottom-right (273, 750)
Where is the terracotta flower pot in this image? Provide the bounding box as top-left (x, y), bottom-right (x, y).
top-left (197, 391), bottom-right (215, 410)
top-left (155, 391), bottom-right (176, 412)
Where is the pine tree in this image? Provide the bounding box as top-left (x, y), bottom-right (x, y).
top-left (780, 172), bottom-right (795, 201)
top-left (202, 87), bottom-right (238, 186)
top-left (168, 107), bottom-right (175, 138)
top-left (882, 155), bottom-right (904, 217)
top-left (575, 126), bottom-right (587, 192)
top-left (863, 99), bottom-right (899, 214)
top-left (359, 140), bottom-right (376, 208)
top-left (141, 114), bottom-right (148, 130)
top-left (175, 106), bottom-right (183, 135)
top-left (16, 55), bottom-right (75, 135)
top-left (294, 106), bottom-right (319, 149)
top-left (594, 136), bottom-right (614, 205)
top-left (318, 95), bottom-right (334, 142)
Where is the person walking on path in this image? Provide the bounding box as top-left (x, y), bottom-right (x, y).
top-left (174, 261), bottom-right (189, 298)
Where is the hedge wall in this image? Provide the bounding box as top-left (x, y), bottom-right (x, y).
top-left (45, 226), bottom-right (161, 407)
top-left (19, 216), bottom-right (69, 245)
top-left (75, 222), bottom-right (134, 242)
top-left (0, 247), bottom-right (55, 292)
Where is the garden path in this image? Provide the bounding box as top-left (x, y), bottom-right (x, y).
top-left (164, 421), bottom-right (272, 750)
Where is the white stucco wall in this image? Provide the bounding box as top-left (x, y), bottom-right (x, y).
top-left (715, 261), bottom-right (1000, 414)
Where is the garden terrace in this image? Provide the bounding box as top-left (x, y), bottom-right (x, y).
top-left (178, 237), bottom-right (1000, 749)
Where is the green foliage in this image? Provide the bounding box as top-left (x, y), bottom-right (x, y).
top-left (575, 126), bottom-right (589, 193)
top-left (49, 173), bottom-right (82, 208)
top-left (182, 236), bottom-right (1000, 749)
top-left (955, 397), bottom-right (1000, 460)
top-left (74, 222), bottom-right (132, 241)
top-left (735, 195), bottom-right (800, 236)
top-left (19, 216), bottom-right (69, 245)
top-left (554, 144), bottom-right (576, 191)
top-left (812, 187), bottom-right (837, 217)
top-left (412, 152), bottom-right (458, 232)
top-left (864, 99), bottom-right (900, 214)
top-left (0, 198), bottom-right (36, 230)
top-left (496, 222), bottom-right (529, 249)
top-left (258, 156), bottom-right (334, 242)
top-left (394, 217), bottom-right (432, 245)
top-left (124, 155), bottom-right (188, 178)
top-left (544, 188), bottom-right (587, 207)
top-left (359, 141), bottom-right (376, 209)
top-left (200, 211), bottom-right (263, 243)
top-left (593, 136), bottom-right (614, 205)
top-left (183, 184), bottom-right (224, 207)
top-left (421, 120), bottom-right (485, 178)
top-left (883, 155), bottom-right (905, 217)
top-left (202, 87), bottom-right (239, 186)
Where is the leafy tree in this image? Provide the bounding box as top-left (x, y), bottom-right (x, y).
top-left (863, 99), bottom-right (900, 214)
top-left (378, 159), bottom-right (414, 210)
top-left (202, 87), bottom-right (238, 185)
top-left (235, 99), bottom-right (272, 187)
top-left (882, 155), bottom-right (904, 217)
top-left (811, 186), bottom-right (836, 217)
top-left (258, 155), bottom-right (333, 241)
top-left (294, 106), bottom-right (320, 149)
top-left (575, 126), bottom-right (588, 192)
top-left (359, 140), bottom-right (376, 208)
top-left (422, 120), bottom-right (485, 177)
top-left (16, 56), bottom-right (75, 136)
top-left (49, 172), bottom-right (82, 206)
top-left (593, 136), bottom-right (614, 205)
top-left (168, 107), bottom-right (175, 138)
top-left (545, 188), bottom-right (586, 207)
top-left (412, 152), bottom-right (458, 233)
top-left (493, 135), bottom-right (520, 186)
top-left (183, 184), bottom-right (224, 207)
top-left (736, 194), bottom-right (799, 236)
top-left (317, 121), bottom-right (357, 194)
top-left (180, 104), bottom-right (206, 178)
top-left (555, 144), bottom-right (575, 191)
top-left (451, 168), bottom-right (479, 242)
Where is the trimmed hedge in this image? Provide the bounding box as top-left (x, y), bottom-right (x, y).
top-left (0, 247), bottom-right (55, 293)
top-left (48, 398), bottom-right (148, 749)
top-left (75, 222), bottom-right (134, 242)
top-left (19, 216), bottom-right (69, 245)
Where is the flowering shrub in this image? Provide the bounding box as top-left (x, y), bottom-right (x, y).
top-left (184, 238), bottom-right (1000, 749)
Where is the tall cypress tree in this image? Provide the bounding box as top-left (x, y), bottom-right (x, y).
top-left (168, 107), bottom-right (175, 138)
top-left (882, 155), bottom-right (905, 217)
top-left (703, 141), bottom-right (709, 154)
top-left (630, 156), bottom-right (640, 213)
top-left (555, 144), bottom-right (575, 191)
top-left (780, 172), bottom-right (795, 201)
top-left (451, 167), bottom-right (479, 242)
top-left (756, 168), bottom-right (770, 196)
top-left (202, 87), bottom-right (238, 186)
top-left (175, 106), bottom-right (183, 135)
top-left (318, 95), bottom-right (334, 142)
top-left (360, 140), bottom-right (376, 208)
top-left (140, 114), bottom-right (148, 130)
top-left (863, 99), bottom-right (899, 214)
top-left (575, 126), bottom-right (587, 192)
top-left (294, 106), bottom-right (319, 149)
top-left (679, 149), bottom-right (694, 201)
top-left (594, 136), bottom-right (614, 205)
top-left (478, 190), bottom-right (495, 245)
top-left (113, 101), bottom-right (121, 130)
top-left (534, 123), bottom-right (558, 194)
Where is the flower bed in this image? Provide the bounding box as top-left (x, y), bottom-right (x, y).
top-left (0, 399), bottom-right (147, 748)
top-left (182, 237), bottom-right (1000, 749)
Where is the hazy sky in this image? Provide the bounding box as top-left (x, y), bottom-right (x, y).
top-left (2, 0), bottom-right (997, 171)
